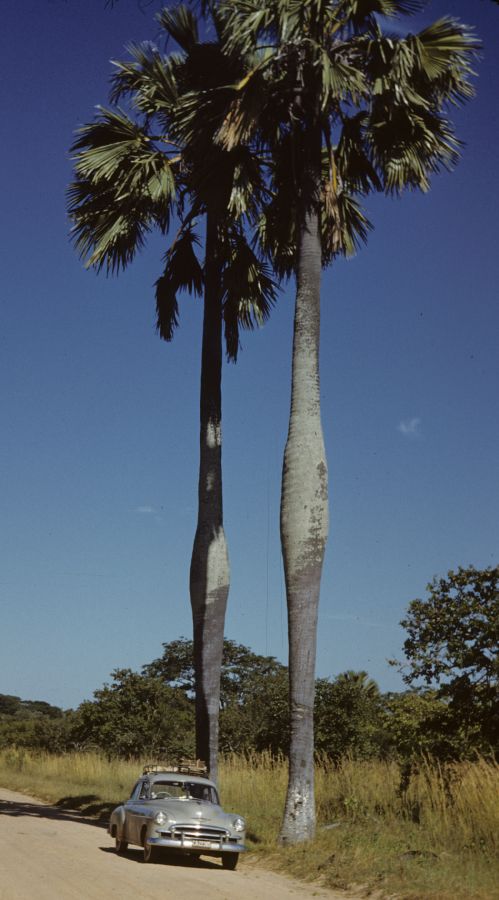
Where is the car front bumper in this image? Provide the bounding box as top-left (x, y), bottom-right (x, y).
top-left (147, 832), bottom-right (245, 854)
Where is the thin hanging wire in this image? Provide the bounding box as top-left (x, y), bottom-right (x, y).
top-left (265, 456), bottom-right (270, 656)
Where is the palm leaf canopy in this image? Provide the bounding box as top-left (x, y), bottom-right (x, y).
top-left (68, 106), bottom-right (178, 273)
top-left (68, 4), bottom-right (277, 352)
top-left (214, 0), bottom-right (479, 275)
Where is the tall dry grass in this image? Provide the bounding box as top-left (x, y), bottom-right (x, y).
top-left (0, 749), bottom-right (497, 898)
top-left (211, 752), bottom-right (499, 898)
top-left (221, 752), bottom-right (499, 856)
top-left (0, 747), bottom-right (135, 806)
top-left (315, 754), bottom-right (499, 857)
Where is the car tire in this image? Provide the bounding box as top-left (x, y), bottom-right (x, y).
top-left (143, 840), bottom-right (159, 864)
top-left (115, 834), bottom-right (128, 854)
top-left (221, 853), bottom-right (239, 870)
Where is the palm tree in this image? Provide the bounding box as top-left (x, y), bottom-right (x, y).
top-left (215, 0), bottom-right (478, 841)
top-left (68, 5), bottom-right (276, 782)
top-left (335, 670), bottom-right (380, 701)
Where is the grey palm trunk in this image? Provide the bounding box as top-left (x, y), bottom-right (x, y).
top-left (279, 134), bottom-right (329, 843)
top-left (189, 211), bottom-right (229, 785)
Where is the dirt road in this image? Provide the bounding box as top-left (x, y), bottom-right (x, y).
top-left (0, 788), bottom-right (351, 900)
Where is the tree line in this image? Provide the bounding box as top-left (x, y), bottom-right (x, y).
top-left (2, 566), bottom-right (497, 762)
top-left (0, 644), bottom-right (493, 763)
top-left (67, 0), bottom-right (481, 842)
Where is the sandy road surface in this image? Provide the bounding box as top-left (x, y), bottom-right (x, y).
top-left (0, 788), bottom-right (351, 900)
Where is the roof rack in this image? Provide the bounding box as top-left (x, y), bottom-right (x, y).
top-left (142, 758), bottom-right (208, 777)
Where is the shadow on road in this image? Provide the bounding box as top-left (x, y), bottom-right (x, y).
top-left (57, 794), bottom-right (115, 821)
top-left (98, 846), bottom-right (222, 869)
top-left (0, 795), bottom-right (110, 828)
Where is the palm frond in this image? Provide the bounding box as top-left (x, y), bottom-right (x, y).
top-left (214, 58), bottom-right (271, 152)
top-left (155, 226), bottom-right (204, 341)
top-left (227, 148), bottom-right (270, 221)
top-left (157, 5), bottom-right (199, 54)
top-left (255, 130), bottom-right (298, 279)
top-left (276, 0), bottom-right (304, 43)
top-left (221, 232), bottom-right (278, 361)
top-left (257, 199), bottom-right (296, 280)
top-left (369, 102), bottom-right (460, 193)
top-left (68, 177), bottom-right (153, 273)
top-left (409, 18), bottom-right (479, 104)
top-left (319, 44), bottom-right (367, 107)
top-left (219, 2), bottom-right (275, 56)
top-left (366, 17), bottom-right (478, 108)
top-left (335, 114), bottom-right (382, 194)
top-left (68, 108), bottom-right (177, 272)
top-left (343, 0), bottom-right (426, 31)
top-left (360, 15), bottom-right (477, 194)
top-left (110, 43), bottom-right (180, 118)
top-left (322, 189), bottom-right (372, 263)
top-left (71, 108), bottom-right (178, 184)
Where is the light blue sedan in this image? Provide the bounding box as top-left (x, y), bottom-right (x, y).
top-left (108, 763), bottom-right (246, 869)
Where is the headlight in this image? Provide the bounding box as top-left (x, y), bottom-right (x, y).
top-left (155, 811), bottom-right (167, 825)
top-left (232, 817), bottom-right (245, 832)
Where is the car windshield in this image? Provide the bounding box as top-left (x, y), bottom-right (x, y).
top-left (150, 780), bottom-right (219, 803)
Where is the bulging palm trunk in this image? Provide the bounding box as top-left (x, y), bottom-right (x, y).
top-left (190, 211), bottom-right (229, 784)
top-left (279, 134), bottom-right (328, 843)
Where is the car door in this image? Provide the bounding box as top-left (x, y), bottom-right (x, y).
top-left (124, 780), bottom-right (147, 845)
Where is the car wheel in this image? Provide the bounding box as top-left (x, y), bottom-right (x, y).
top-left (221, 853), bottom-right (239, 870)
top-left (143, 840), bottom-right (159, 864)
top-left (115, 834), bottom-right (128, 854)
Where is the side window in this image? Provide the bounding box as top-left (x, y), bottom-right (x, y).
top-left (139, 781), bottom-right (150, 800)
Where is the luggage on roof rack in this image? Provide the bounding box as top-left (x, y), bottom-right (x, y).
top-left (142, 758), bottom-right (208, 777)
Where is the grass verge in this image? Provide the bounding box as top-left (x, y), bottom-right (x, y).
top-left (0, 748), bottom-right (497, 899)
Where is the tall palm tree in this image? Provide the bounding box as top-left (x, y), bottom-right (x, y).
top-left (215, 0), bottom-right (478, 841)
top-left (68, 4), bottom-right (276, 782)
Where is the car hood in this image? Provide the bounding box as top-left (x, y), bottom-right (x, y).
top-left (150, 799), bottom-right (233, 826)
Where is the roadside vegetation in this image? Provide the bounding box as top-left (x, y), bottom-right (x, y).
top-left (0, 748), bottom-right (497, 900)
top-left (1, 568), bottom-right (496, 896)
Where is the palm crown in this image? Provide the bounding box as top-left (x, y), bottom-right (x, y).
top-left (68, 4), bottom-right (277, 360)
top-left (213, 0), bottom-right (479, 273)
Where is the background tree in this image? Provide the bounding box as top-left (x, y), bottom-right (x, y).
top-left (68, 5), bottom-right (275, 781)
top-left (0, 695), bottom-right (63, 718)
top-left (71, 669), bottom-right (195, 758)
top-left (380, 690), bottom-right (470, 761)
top-left (394, 565), bottom-right (499, 754)
top-left (146, 637), bottom-right (290, 754)
top-left (0, 694), bottom-right (71, 752)
top-left (315, 672), bottom-right (382, 760)
top-left (217, 0), bottom-right (478, 842)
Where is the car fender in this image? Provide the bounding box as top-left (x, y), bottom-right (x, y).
top-left (110, 805), bottom-right (126, 830)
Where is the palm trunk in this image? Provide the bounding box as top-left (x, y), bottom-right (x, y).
top-left (190, 209), bottom-right (229, 784)
top-left (279, 125), bottom-right (328, 843)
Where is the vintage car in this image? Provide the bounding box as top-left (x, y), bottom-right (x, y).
top-left (108, 762), bottom-right (246, 869)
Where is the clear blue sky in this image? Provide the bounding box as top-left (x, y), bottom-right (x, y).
top-left (1, 1), bottom-right (498, 710)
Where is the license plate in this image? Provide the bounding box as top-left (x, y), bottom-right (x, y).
top-left (191, 839), bottom-right (216, 848)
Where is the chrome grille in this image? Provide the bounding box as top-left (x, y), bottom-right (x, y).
top-left (167, 823), bottom-right (229, 842)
